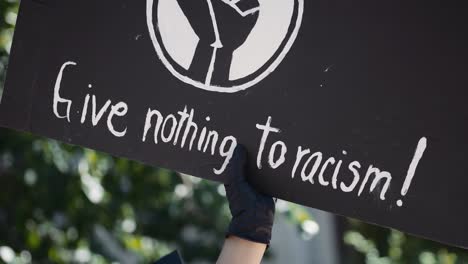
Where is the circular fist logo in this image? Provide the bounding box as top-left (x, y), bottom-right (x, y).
top-left (146, 0), bottom-right (304, 93)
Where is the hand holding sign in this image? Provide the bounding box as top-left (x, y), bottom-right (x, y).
top-left (224, 145), bottom-right (275, 245)
top-left (176, 0), bottom-right (260, 85)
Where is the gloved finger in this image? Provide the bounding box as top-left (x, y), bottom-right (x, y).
top-left (224, 144), bottom-right (248, 186)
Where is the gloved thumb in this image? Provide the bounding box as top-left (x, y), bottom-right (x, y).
top-left (224, 144), bottom-right (248, 186)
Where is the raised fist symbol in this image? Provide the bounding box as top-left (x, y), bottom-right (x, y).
top-left (176, 0), bottom-right (260, 86)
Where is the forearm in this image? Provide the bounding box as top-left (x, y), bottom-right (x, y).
top-left (217, 236), bottom-right (267, 264)
top-left (188, 41), bottom-right (213, 81)
top-left (189, 42), bottom-right (234, 85)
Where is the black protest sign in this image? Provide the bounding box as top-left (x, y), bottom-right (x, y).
top-left (1, 0), bottom-right (468, 248)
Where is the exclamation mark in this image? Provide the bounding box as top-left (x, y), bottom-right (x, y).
top-left (397, 137), bottom-right (428, 207)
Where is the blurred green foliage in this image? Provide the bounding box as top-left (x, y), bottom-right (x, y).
top-left (344, 219), bottom-right (468, 264)
top-left (0, 128), bottom-right (313, 263)
top-left (1, 1), bottom-right (468, 264)
top-left (0, 128), bottom-right (231, 263)
top-left (0, 0), bottom-right (16, 98)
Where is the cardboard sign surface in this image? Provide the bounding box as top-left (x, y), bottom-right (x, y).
top-left (1, 0), bottom-right (468, 248)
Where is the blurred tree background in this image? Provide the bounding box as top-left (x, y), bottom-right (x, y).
top-left (1, 1), bottom-right (468, 264)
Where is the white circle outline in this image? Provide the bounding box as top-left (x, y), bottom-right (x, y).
top-left (146, 0), bottom-right (304, 93)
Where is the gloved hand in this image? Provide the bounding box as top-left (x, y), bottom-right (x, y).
top-left (224, 145), bottom-right (275, 245)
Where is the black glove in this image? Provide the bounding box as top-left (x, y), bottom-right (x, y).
top-left (224, 145), bottom-right (275, 245)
